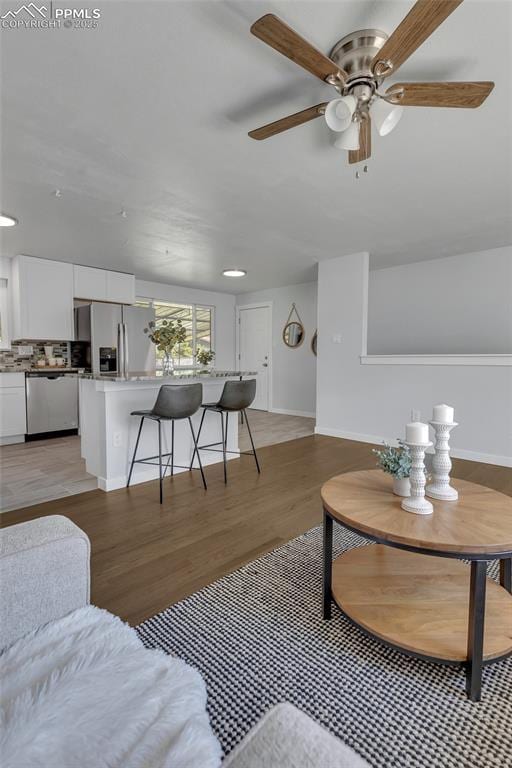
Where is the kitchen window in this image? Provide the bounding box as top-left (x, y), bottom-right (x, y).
top-left (135, 299), bottom-right (214, 368)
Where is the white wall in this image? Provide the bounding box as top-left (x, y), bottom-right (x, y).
top-left (368, 246), bottom-right (512, 354)
top-left (136, 279), bottom-right (235, 370)
top-left (0, 257), bottom-right (12, 349)
top-left (237, 282), bottom-right (317, 417)
top-left (316, 252), bottom-right (512, 466)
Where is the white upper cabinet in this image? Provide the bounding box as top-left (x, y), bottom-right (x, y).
top-left (105, 271), bottom-right (135, 304)
top-left (73, 265), bottom-right (134, 304)
top-left (12, 256), bottom-right (74, 341)
top-left (73, 265), bottom-right (107, 301)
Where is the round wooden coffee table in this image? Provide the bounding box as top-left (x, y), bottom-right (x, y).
top-left (320, 469), bottom-right (512, 701)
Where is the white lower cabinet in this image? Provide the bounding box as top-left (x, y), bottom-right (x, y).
top-left (0, 373), bottom-right (26, 444)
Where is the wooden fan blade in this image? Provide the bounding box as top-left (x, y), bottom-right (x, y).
top-left (372, 0), bottom-right (463, 78)
top-left (386, 81), bottom-right (494, 108)
top-left (251, 14), bottom-right (346, 83)
top-left (348, 116), bottom-right (371, 165)
top-left (248, 103), bottom-right (327, 140)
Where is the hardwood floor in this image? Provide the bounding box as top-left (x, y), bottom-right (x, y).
top-left (0, 410), bottom-right (313, 513)
top-left (1, 434), bottom-right (510, 627)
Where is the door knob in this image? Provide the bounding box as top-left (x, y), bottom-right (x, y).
top-left (262, 363), bottom-right (268, 367)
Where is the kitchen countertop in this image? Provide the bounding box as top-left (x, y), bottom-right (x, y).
top-left (0, 367), bottom-right (82, 373)
top-left (79, 370), bottom-right (257, 382)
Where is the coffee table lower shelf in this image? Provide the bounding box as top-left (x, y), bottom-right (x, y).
top-left (331, 545), bottom-right (512, 665)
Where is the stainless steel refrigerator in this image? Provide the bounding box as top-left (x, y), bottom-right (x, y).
top-left (75, 302), bottom-right (155, 375)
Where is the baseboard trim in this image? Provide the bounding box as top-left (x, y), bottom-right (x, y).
top-left (0, 434), bottom-right (25, 446)
top-left (271, 408), bottom-right (316, 419)
top-left (314, 426), bottom-right (512, 468)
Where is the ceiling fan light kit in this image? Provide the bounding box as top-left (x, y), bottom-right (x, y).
top-left (371, 98), bottom-right (404, 137)
top-left (324, 95), bottom-right (356, 132)
top-left (334, 121), bottom-right (360, 151)
top-left (248, 1), bottom-right (494, 167)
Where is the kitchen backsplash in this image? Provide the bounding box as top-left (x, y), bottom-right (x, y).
top-left (0, 341), bottom-right (70, 370)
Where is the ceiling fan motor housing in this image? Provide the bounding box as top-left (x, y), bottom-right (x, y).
top-left (329, 29), bottom-right (388, 94)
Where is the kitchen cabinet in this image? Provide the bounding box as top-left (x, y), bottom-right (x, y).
top-left (11, 256), bottom-right (74, 341)
top-left (73, 265), bottom-right (107, 301)
top-left (106, 271), bottom-right (135, 304)
top-left (74, 264), bottom-right (135, 304)
top-left (0, 372), bottom-right (26, 444)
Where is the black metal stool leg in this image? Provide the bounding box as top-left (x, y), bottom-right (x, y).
top-left (189, 408), bottom-right (206, 470)
top-left (157, 419), bottom-right (163, 505)
top-left (220, 410), bottom-right (227, 484)
top-left (127, 417), bottom-right (144, 487)
top-left (466, 560), bottom-right (487, 701)
top-left (188, 417), bottom-right (207, 490)
top-left (243, 409), bottom-right (260, 473)
top-left (171, 420), bottom-right (175, 476)
top-left (162, 420), bottom-right (172, 479)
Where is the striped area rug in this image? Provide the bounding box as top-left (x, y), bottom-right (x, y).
top-left (137, 526), bottom-right (511, 767)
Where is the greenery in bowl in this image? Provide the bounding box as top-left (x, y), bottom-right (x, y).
top-left (143, 319), bottom-right (186, 354)
top-left (372, 440), bottom-right (411, 478)
top-left (195, 348), bottom-right (215, 367)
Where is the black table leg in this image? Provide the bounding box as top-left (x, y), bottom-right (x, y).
top-left (500, 558), bottom-right (512, 594)
top-left (466, 560), bottom-right (487, 702)
top-left (322, 509), bottom-right (333, 620)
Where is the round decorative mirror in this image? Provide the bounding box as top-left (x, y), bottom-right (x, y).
top-left (283, 303), bottom-right (305, 349)
top-left (283, 321), bottom-right (304, 348)
top-left (311, 330), bottom-right (317, 356)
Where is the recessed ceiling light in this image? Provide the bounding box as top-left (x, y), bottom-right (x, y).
top-left (0, 213), bottom-right (18, 227)
top-left (222, 269), bottom-right (247, 278)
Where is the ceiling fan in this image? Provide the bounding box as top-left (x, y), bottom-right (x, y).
top-left (248, 0), bottom-right (494, 164)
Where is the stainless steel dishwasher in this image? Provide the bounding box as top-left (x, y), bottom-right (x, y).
top-left (26, 373), bottom-right (79, 435)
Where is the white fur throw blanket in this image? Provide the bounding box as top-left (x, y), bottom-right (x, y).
top-left (0, 606), bottom-right (222, 768)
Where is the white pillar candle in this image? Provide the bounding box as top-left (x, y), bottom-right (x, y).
top-left (405, 421), bottom-right (429, 444)
top-left (432, 403), bottom-right (454, 424)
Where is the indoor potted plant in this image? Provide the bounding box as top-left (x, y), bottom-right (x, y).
top-left (372, 440), bottom-right (412, 496)
top-left (195, 347), bottom-right (215, 371)
top-left (143, 319), bottom-right (187, 374)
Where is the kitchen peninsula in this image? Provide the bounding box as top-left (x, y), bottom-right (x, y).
top-left (79, 371), bottom-right (256, 491)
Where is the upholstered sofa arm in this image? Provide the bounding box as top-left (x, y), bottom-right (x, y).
top-left (0, 515), bottom-right (90, 650)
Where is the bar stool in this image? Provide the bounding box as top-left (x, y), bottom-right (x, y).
top-left (190, 379), bottom-right (260, 484)
top-left (127, 383), bottom-right (207, 504)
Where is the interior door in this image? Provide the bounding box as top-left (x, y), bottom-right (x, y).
top-left (238, 305), bottom-right (271, 411)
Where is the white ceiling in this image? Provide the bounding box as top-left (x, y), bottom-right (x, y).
top-left (1, 0), bottom-right (511, 294)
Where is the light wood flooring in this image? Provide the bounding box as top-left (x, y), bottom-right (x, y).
top-left (0, 435), bottom-right (97, 513)
top-left (1, 432), bottom-right (510, 627)
top-left (239, 409), bottom-right (315, 451)
top-left (0, 410), bottom-right (314, 514)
